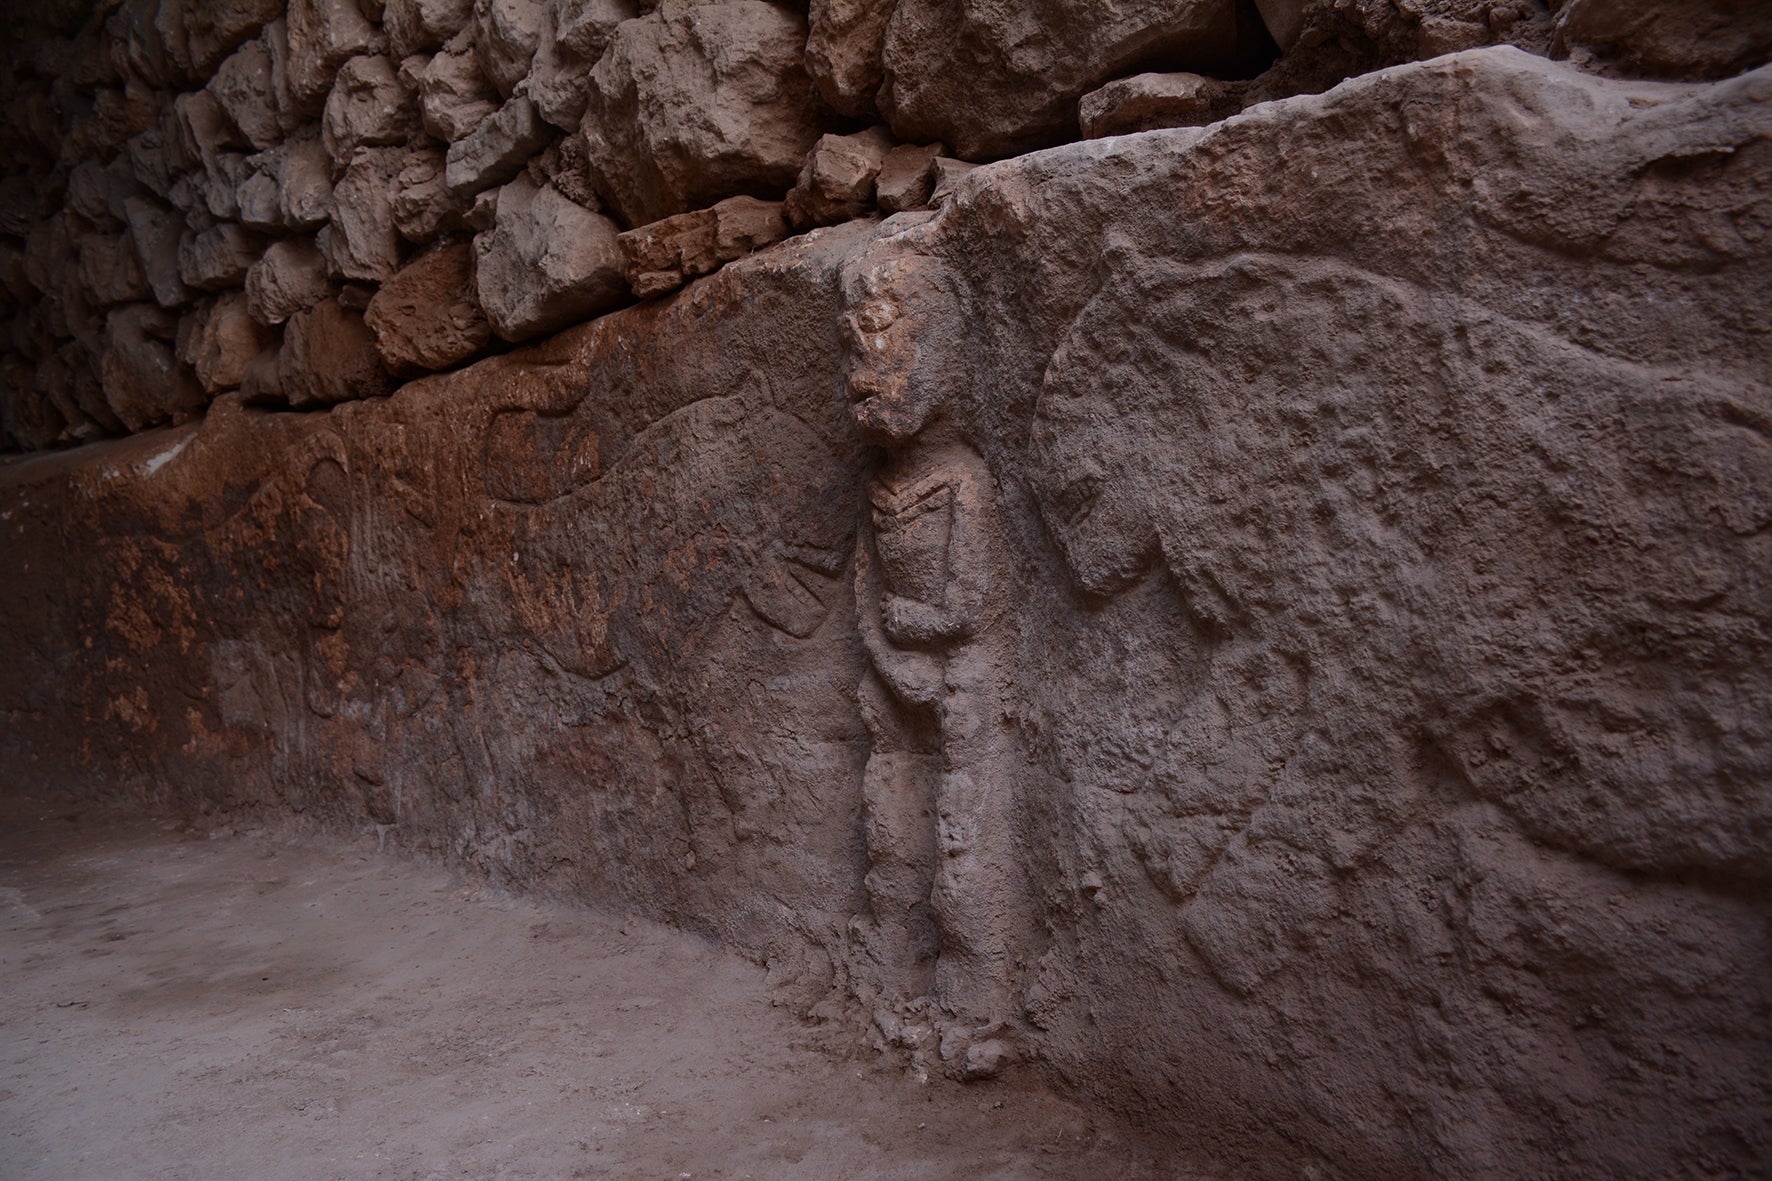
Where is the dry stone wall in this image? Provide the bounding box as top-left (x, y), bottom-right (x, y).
top-left (2, 2), bottom-right (1770, 1179)
top-left (9, 0), bottom-right (1769, 450)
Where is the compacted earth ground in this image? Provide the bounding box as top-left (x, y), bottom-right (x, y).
top-left (0, 792), bottom-right (1201, 1181)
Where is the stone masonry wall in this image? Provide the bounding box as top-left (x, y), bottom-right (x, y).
top-left (5, 0), bottom-right (1768, 450)
top-left (2, 2), bottom-right (1770, 1179)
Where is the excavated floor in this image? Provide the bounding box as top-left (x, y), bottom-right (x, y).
top-left (0, 792), bottom-right (1199, 1181)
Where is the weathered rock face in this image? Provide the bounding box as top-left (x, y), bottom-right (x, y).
top-left (2, 45), bottom-right (1768, 1181)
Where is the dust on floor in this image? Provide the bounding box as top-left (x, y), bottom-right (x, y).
top-left (0, 794), bottom-right (1205, 1181)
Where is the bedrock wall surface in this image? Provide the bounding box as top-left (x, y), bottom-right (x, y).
top-left (3, 43), bottom-right (1770, 1181)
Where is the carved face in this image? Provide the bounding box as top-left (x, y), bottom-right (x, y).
top-left (840, 257), bottom-right (958, 445)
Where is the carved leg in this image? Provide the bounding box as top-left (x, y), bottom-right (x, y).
top-left (854, 670), bottom-right (940, 999)
top-left (930, 676), bottom-right (1026, 1027)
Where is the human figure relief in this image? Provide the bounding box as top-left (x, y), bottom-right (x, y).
top-left (842, 246), bottom-right (1028, 1055)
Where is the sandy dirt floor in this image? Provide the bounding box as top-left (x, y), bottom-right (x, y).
top-left (0, 793), bottom-right (1207, 1181)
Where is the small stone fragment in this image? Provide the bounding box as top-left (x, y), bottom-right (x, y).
top-left (527, 0), bottom-right (635, 131)
top-left (1078, 73), bottom-right (1230, 138)
top-left (445, 95), bottom-right (549, 198)
top-left (874, 141), bottom-right (942, 214)
top-left (474, 176), bottom-right (627, 340)
top-left (236, 160), bottom-right (285, 231)
top-left (784, 127), bottom-right (895, 230)
top-left (239, 341), bottom-right (284, 402)
top-left (962, 1038), bottom-right (1013, 1081)
top-left (364, 242), bottom-right (491, 374)
top-left (246, 238), bottom-right (335, 324)
top-left (806, 0), bottom-right (895, 119)
top-left (279, 297), bottom-right (389, 407)
top-left (178, 223), bottom-right (262, 291)
top-left (616, 194), bottom-right (787, 299)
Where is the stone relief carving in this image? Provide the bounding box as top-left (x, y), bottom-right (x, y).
top-left (840, 240), bottom-right (1033, 1073)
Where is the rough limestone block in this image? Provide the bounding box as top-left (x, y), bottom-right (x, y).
top-left (175, 90), bottom-right (247, 176)
top-left (473, 176), bottom-right (627, 340)
top-left (197, 150), bottom-right (253, 222)
top-left (246, 237), bottom-right (335, 325)
top-left (417, 28), bottom-right (501, 141)
top-left (322, 55), bottom-right (421, 165)
top-left (320, 147), bottom-right (406, 282)
top-left (209, 37), bottom-right (283, 151)
top-left (1554, 0), bottom-right (1772, 79)
top-left (880, 0), bottom-right (1240, 158)
top-left (617, 194), bottom-right (787, 298)
top-left (390, 148), bottom-right (459, 241)
top-left (278, 134), bottom-right (335, 230)
top-left (286, 0), bottom-right (380, 115)
top-left (77, 231), bottom-right (152, 307)
top-left (873, 141), bottom-right (942, 214)
top-left (784, 126), bottom-right (895, 230)
top-left (473, 0), bottom-right (545, 97)
top-left (239, 342), bottom-right (283, 402)
top-left (806, 0), bottom-right (895, 118)
top-left (278, 297), bottom-right (389, 407)
top-left (178, 223), bottom-right (261, 291)
top-left (179, 291), bottom-right (271, 392)
top-left (1078, 72), bottom-right (1231, 138)
top-left (527, 0), bottom-right (637, 131)
top-left (171, 0), bottom-right (284, 78)
top-left (123, 197), bottom-right (191, 308)
top-left (445, 95), bottom-right (549, 198)
top-left (581, 0), bottom-right (827, 226)
top-left (386, 0), bottom-right (477, 57)
top-left (99, 303), bottom-right (205, 429)
top-left (235, 158), bottom-right (286, 230)
top-left (364, 242), bottom-right (492, 374)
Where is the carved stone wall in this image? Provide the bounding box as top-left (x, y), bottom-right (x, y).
top-left (2, 2), bottom-right (1769, 1178)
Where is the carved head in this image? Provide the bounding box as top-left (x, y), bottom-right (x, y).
top-left (839, 250), bottom-right (965, 446)
top-left (1031, 300), bottom-right (1163, 599)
